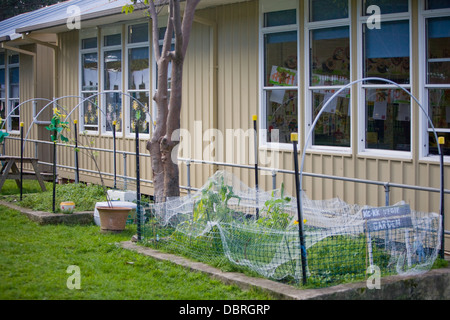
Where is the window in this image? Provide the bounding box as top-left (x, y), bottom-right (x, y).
top-left (7, 52), bottom-right (19, 131)
top-left (307, 0), bottom-right (351, 149)
top-left (360, 3), bottom-right (412, 154)
top-left (260, 0), bottom-right (299, 146)
top-left (102, 26), bottom-right (123, 134)
top-left (423, 2), bottom-right (450, 156)
top-left (126, 23), bottom-right (150, 136)
top-left (80, 29), bottom-right (99, 132)
top-left (0, 52), bottom-right (5, 125)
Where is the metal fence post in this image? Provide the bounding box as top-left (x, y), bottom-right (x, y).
top-left (186, 160), bottom-right (191, 196)
top-left (74, 120), bottom-right (79, 183)
top-left (135, 121), bottom-right (141, 242)
top-left (34, 141), bottom-right (38, 160)
top-left (291, 133), bottom-right (307, 285)
top-left (123, 153), bottom-right (127, 190)
top-left (272, 170), bottom-right (277, 193)
top-left (384, 183), bottom-right (390, 207)
top-left (439, 137), bottom-right (445, 259)
top-left (113, 121), bottom-right (117, 189)
top-left (253, 115), bottom-right (259, 219)
top-left (20, 122), bottom-right (24, 201)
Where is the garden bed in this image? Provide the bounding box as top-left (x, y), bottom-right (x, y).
top-left (139, 171), bottom-right (443, 289)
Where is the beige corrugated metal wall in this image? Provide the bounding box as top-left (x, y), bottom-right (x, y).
top-left (50, 0), bottom-right (448, 250)
top-left (3, 43), bottom-right (54, 172)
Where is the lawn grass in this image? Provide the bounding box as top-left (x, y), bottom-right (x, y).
top-left (0, 206), bottom-right (273, 300)
top-left (0, 181), bottom-right (273, 300)
top-left (0, 180), bottom-right (107, 213)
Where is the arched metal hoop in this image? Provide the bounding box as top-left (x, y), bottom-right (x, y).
top-left (298, 77), bottom-right (444, 225)
top-left (0, 92), bottom-right (155, 153)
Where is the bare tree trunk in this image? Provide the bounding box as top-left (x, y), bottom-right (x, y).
top-left (144, 0), bottom-right (200, 202)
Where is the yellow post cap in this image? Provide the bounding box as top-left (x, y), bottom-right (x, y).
top-left (20, 122), bottom-right (24, 127)
top-left (438, 136), bottom-right (445, 145)
top-left (291, 133), bottom-right (298, 142)
top-left (252, 115), bottom-right (258, 121)
top-left (74, 119), bottom-right (78, 124)
top-left (113, 120), bottom-right (117, 126)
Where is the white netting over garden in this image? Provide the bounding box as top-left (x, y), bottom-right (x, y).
top-left (141, 170), bottom-right (442, 287)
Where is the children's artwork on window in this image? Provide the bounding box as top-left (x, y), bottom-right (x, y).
top-left (269, 66), bottom-right (298, 87)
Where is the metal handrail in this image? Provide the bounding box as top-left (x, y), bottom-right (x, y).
top-left (4, 135), bottom-right (450, 196)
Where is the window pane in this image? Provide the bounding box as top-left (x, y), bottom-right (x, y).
top-left (0, 53), bottom-right (4, 66)
top-left (266, 89), bottom-right (298, 144)
top-left (312, 89), bottom-right (351, 147)
top-left (311, 27), bottom-right (350, 86)
top-left (128, 47), bottom-right (149, 90)
top-left (82, 53), bottom-right (98, 91)
top-left (264, 31), bottom-right (297, 87)
top-left (0, 69), bottom-right (5, 98)
top-left (310, 0), bottom-right (348, 22)
top-left (130, 93), bottom-right (150, 134)
top-left (82, 37), bottom-right (97, 50)
top-left (9, 67), bottom-right (19, 98)
top-left (429, 132), bottom-right (450, 155)
top-left (365, 88), bottom-right (411, 151)
top-left (104, 34), bottom-right (121, 47)
top-left (264, 9), bottom-right (296, 27)
top-left (82, 93), bottom-right (98, 131)
top-left (9, 100), bottom-right (20, 131)
top-left (364, 21), bottom-right (410, 84)
top-left (426, 0), bottom-right (450, 10)
top-left (8, 54), bottom-right (19, 65)
top-left (428, 89), bottom-right (450, 129)
top-left (427, 17), bottom-right (450, 84)
top-left (363, 0), bottom-right (409, 14)
top-left (128, 23), bottom-right (148, 44)
top-left (0, 100), bottom-right (5, 121)
top-left (105, 92), bottom-right (122, 132)
top-left (104, 50), bottom-right (122, 91)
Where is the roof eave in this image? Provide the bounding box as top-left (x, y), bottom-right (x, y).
top-left (0, 35), bottom-right (11, 43)
top-left (16, 4), bottom-right (142, 34)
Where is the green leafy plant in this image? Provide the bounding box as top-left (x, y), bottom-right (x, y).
top-left (45, 107), bottom-right (70, 212)
top-left (0, 118), bottom-right (9, 143)
top-left (45, 107), bottom-right (69, 142)
top-left (193, 175), bottom-right (240, 223)
top-left (257, 183), bottom-right (292, 230)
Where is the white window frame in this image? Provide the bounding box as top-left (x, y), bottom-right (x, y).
top-left (7, 51), bottom-right (20, 133)
top-left (125, 21), bottom-right (151, 139)
top-left (357, 0), bottom-right (413, 160)
top-left (259, 0), bottom-right (300, 151)
top-left (101, 25), bottom-right (124, 137)
top-left (304, 0), bottom-right (352, 154)
top-left (79, 28), bottom-right (99, 134)
top-left (419, 0), bottom-right (450, 162)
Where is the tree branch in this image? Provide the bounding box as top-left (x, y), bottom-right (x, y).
top-left (181, 0), bottom-right (201, 57)
top-left (147, 0), bottom-right (161, 62)
top-left (172, 0), bottom-right (183, 60)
